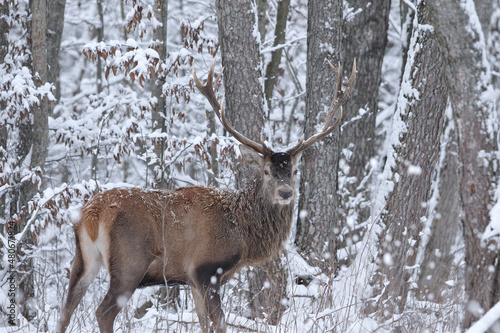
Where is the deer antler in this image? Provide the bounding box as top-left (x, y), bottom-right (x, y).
top-left (192, 60), bottom-right (272, 156)
top-left (287, 59), bottom-right (356, 155)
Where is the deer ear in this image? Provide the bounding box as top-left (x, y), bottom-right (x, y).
top-left (239, 145), bottom-right (264, 169)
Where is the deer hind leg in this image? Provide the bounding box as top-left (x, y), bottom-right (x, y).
top-left (58, 229), bottom-right (102, 333)
top-left (95, 254), bottom-right (152, 333)
top-left (96, 213), bottom-right (154, 333)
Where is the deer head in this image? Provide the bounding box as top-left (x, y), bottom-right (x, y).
top-left (192, 59), bottom-right (356, 205)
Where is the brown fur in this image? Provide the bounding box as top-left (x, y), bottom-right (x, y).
top-left (58, 150), bottom-right (301, 333)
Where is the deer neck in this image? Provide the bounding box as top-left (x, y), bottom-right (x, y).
top-left (229, 178), bottom-right (294, 262)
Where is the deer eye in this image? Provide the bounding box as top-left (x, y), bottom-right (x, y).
top-left (293, 169), bottom-right (298, 175)
top-left (264, 169), bottom-right (270, 175)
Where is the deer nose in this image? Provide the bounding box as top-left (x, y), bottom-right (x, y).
top-left (278, 189), bottom-right (293, 200)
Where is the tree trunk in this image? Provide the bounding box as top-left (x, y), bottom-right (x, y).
top-left (91, 0), bottom-right (104, 181)
top-left (339, 0), bottom-right (390, 264)
top-left (368, 1), bottom-right (448, 319)
top-left (295, 0), bottom-right (342, 274)
top-left (46, 0), bottom-right (66, 103)
top-left (427, 0), bottom-right (500, 329)
top-left (215, 0), bottom-right (287, 324)
top-left (215, 0), bottom-right (265, 188)
top-left (247, 256), bottom-right (288, 325)
top-left (18, 0), bottom-right (51, 321)
top-left (256, 0), bottom-right (267, 45)
top-left (474, 0), bottom-right (494, 40)
top-left (418, 118), bottom-right (461, 302)
top-left (151, 0), bottom-right (169, 189)
top-left (31, 0), bottom-right (49, 170)
top-left (264, 0), bottom-right (290, 110)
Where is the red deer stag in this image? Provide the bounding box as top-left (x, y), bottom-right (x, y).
top-left (58, 59), bottom-right (356, 333)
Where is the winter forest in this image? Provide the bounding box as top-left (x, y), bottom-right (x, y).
top-left (1, 0), bottom-right (500, 332)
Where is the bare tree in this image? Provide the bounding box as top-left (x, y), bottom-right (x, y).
top-left (264, 0), bottom-right (291, 110)
top-left (339, 0), bottom-right (390, 264)
top-left (151, 0), bottom-right (169, 189)
top-left (295, 0), bottom-right (343, 274)
top-left (368, 1), bottom-right (448, 320)
top-left (46, 0), bottom-right (66, 103)
top-left (428, 0), bottom-right (500, 329)
top-left (91, 0), bottom-right (105, 181)
top-left (15, 0), bottom-right (52, 321)
top-left (418, 118), bottom-right (461, 302)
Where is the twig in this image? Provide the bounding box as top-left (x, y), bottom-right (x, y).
top-left (15, 184), bottom-right (68, 244)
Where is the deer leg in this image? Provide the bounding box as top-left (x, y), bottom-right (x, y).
top-left (193, 266), bottom-right (227, 333)
top-left (95, 258), bottom-right (151, 333)
top-left (96, 214), bottom-right (154, 333)
top-left (203, 286), bottom-right (225, 333)
top-left (58, 230), bottom-right (101, 333)
top-left (191, 287), bottom-right (212, 333)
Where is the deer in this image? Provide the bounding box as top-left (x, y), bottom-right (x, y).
top-left (58, 58), bottom-right (356, 333)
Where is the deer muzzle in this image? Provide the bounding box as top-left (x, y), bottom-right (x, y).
top-left (276, 186), bottom-right (294, 205)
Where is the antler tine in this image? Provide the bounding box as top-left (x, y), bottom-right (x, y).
top-left (192, 59), bottom-right (268, 155)
top-left (287, 58), bottom-right (356, 155)
top-left (321, 60), bottom-right (343, 131)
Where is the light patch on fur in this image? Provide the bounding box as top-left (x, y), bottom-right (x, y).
top-left (78, 224), bottom-right (102, 286)
top-left (95, 223), bottom-right (110, 273)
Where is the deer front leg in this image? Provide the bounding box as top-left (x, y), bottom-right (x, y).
top-left (192, 264), bottom-right (227, 333)
top-left (191, 287), bottom-right (212, 333)
top-left (200, 285), bottom-right (226, 333)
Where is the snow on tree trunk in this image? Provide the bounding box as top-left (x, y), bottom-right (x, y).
top-left (367, 1), bottom-right (448, 319)
top-left (295, 0), bottom-right (343, 275)
top-left (427, 0), bottom-right (500, 329)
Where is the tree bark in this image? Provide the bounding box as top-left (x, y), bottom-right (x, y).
top-left (46, 0), bottom-right (66, 103)
top-left (339, 0), bottom-right (390, 263)
top-left (295, 0), bottom-right (342, 274)
top-left (474, 0), bottom-right (493, 39)
top-left (428, 0), bottom-right (500, 329)
top-left (368, 1), bottom-right (448, 319)
top-left (18, 0), bottom-right (51, 321)
top-left (215, 0), bottom-right (265, 186)
top-left (418, 119), bottom-right (461, 302)
top-left (257, 0), bottom-right (267, 45)
top-left (215, 0), bottom-right (286, 324)
top-left (151, 0), bottom-right (169, 189)
top-left (31, 0), bottom-right (49, 170)
top-left (264, 0), bottom-right (291, 110)
top-left (91, 0), bottom-right (104, 181)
